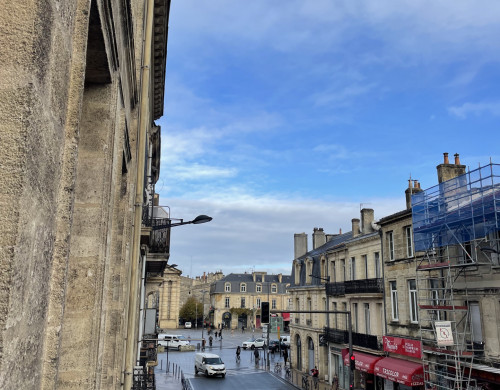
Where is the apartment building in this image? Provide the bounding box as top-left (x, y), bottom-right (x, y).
top-left (290, 210), bottom-right (384, 390)
top-left (209, 272), bottom-right (292, 330)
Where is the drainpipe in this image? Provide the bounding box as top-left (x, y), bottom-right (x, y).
top-left (137, 247), bottom-right (148, 363)
top-left (123, 0), bottom-right (154, 387)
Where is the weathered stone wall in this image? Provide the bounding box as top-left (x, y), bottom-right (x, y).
top-left (0, 0), bottom-right (89, 388)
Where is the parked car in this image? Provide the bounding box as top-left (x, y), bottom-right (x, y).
top-left (194, 353), bottom-right (226, 378)
top-left (242, 338), bottom-right (266, 350)
top-left (184, 321), bottom-right (192, 329)
top-left (269, 340), bottom-right (287, 352)
top-left (158, 334), bottom-right (190, 350)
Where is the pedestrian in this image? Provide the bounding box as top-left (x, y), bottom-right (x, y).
top-left (218, 323), bottom-right (221, 329)
top-left (311, 366), bottom-right (319, 378)
top-left (209, 335), bottom-right (213, 347)
top-left (219, 329), bottom-right (223, 339)
top-left (254, 347), bottom-right (259, 361)
top-left (214, 331), bottom-right (218, 338)
top-left (242, 325), bottom-right (245, 333)
top-left (231, 328), bottom-right (234, 336)
top-left (283, 347), bottom-right (288, 366)
top-left (202, 338), bottom-right (206, 351)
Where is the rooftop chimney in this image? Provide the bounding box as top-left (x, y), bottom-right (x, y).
top-left (294, 233), bottom-right (308, 259)
top-left (361, 209), bottom-right (374, 234)
top-left (352, 218), bottom-right (360, 237)
top-left (437, 152), bottom-right (466, 183)
top-left (405, 178), bottom-right (423, 209)
top-left (313, 227), bottom-right (326, 249)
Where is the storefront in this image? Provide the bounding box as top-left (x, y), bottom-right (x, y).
top-left (373, 357), bottom-right (424, 390)
top-left (342, 349), bottom-right (383, 390)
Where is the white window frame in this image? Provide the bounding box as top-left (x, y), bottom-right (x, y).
top-left (272, 299), bottom-right (277, 309)
top-left (408, 279), bottom-right (418, 323)
top-left (225, 283), bottom-right (231, 292)
top-left (388, 231), bottom-right (395, 260)
top-left (364, 303), bottom-right (370, 334)
top-left (271, 284), bottom-right (277, 293)
top-left (374, 252), bottom-right (381, 279)
top-left (390, 281), bottom-right (399, 321)
top-left (225, 297), bottom-right (230, 308)
top-left (350, 257), bottom-right (356, 280)
top-left (256, 284), bottom-right (262, 293)
top-left (256, 298), bottom-right (261, 308)
top-left (405, 226), bottom-right (414, 257)
top-left (240, 283), bottom-right (246, 293)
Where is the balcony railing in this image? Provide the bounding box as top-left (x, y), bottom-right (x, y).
top-left (326, 282), bottom-right (345, 296)
top-left (344, 278), bottom-right (383, 294)
top-left (150, 218), bottom-right (170, 253)
top-left (324, 327), bottom-right (381, 350)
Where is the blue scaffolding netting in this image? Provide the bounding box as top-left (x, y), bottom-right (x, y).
top-left (411, 163), bottom-right (500, 252)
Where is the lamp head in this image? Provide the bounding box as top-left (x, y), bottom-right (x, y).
top-left (192, 215), bottom-right (213, 224)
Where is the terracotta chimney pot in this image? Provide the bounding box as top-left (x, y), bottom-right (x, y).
top-left (443, 152), bottom-right (449, 164)
top-left (454, 153), bottom-right (461, 165)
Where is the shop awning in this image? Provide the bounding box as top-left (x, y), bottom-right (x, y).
top-left (374, 357), bottom-right (424, 386)
top-left (282, 313), bottom-right (290, 321)
top-left (343, 351), bottom-right (383, 374)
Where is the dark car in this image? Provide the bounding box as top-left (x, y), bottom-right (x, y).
top-left (268, 339), bottom-right (285, 353)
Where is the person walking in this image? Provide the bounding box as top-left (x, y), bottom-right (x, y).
top-left (219, 328), bottom-right (223, 339)
top-left (236, 346), bottom-right (241, 362)
top-left (209, 335), bottom-right (213, 347)
top-left (254, 347), bottom-right (259, 361)
top-left (241, 325), bottom-right (245, 333)
top-left (283, 346), bottom-right (288, 366)
top-left (214, 330), bottom-right (218, 338)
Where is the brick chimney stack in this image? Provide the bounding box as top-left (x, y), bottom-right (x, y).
top-left (437, 152), bottom-right (466, 183)
top-left (294, 233), bottom-right (308, 259)
top-left (352, 218), bottom-right (360, 237)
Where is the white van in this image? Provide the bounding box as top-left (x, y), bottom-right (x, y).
top-left (194, 352), bottom-right (226, 378)
top-left (280, 335), bottom-right (291, 347)
top-left (158, 334), bottom-right (190, 350)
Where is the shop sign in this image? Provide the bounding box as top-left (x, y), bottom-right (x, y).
top-left (383, 336), bottom-right (422, 358)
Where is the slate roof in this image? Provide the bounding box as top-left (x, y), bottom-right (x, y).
top-left (211, 273), bottom-right (292, 294)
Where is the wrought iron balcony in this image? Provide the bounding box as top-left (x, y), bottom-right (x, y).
top-left (344, 278), bottom-right (383, 294)
top-left (150, 218), bottom-right (171, 254)
top-left (326, 282), bottom-right (345, 296)
top-left (324, 327), bottom-right (381, 350)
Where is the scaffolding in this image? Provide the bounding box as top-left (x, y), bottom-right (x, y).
top-left (412, 163), bottom-right (500, 390)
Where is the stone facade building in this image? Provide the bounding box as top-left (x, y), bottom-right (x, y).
top-left (209, 272), bottom-right (292, 331)
top-left (0, 0), bottom-right (171, 389)
top-left (290, 210), bottom-right (384, 390)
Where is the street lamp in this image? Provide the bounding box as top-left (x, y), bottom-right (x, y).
top-left (152, 214), bottom-right (213, 229)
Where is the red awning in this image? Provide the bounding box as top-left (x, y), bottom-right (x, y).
top-left (374, 357), bottom-right (424, 386)
top-left (343, 352), bottom-right (383, 374)
top-left (282, 313), bottom-right (290, 321)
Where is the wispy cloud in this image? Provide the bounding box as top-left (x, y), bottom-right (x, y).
top-left (448, 101), bottom-right (500, 119)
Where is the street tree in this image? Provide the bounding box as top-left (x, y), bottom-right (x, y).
top-left (179, 297), bottom-right (203, 323)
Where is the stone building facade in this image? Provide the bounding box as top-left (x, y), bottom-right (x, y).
top-left (0, 0), bottom-right (171, 389)
top-left (209, 272), bottom-right (292, 331)
top-left (290, 210), bottom-right (384, 390)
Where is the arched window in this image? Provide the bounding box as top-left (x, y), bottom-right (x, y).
top-left (308, 337), bottom-right (315, 371)
top-left (271, 284), bottom-right (277, 293)
top-left (240, 283), bottom-right (246, 292)
top-left (296, 335), bottom-right (302, 370)
top-left (225, 283), bottom-right (231, 292)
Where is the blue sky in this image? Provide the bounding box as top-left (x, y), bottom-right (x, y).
top-left (156, 0), bottom-right (500, 277)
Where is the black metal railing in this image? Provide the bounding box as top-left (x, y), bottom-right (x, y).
top-left (132, 366), bottom-right (155, 390)
top-left (326, 282), bottom-right (345, 296)
top-left (344, 278), bottom-right (383, 294)
top-left (150, 218), bottom-right (170, 253)
top-left (323, 327), bottom-right (381, 350)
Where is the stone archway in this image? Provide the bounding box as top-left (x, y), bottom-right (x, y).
top-left (222, 312), bottom-right (232, 329)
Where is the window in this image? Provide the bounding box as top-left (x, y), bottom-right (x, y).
top-left (408, 279), bottom-right (418, 323)
top-left (390, 281), bottom-right (399, 321)
top-left (350, 257), bottom-right (356, 280)
top-left (296, 298), bottom-right (300, 311)
top-left (256, 298), bottom-right (261, 308)
top-left (341, 259), bottom-right (346, 281)
top-left (256, 284), bottom-right (262, 293)
top-left (332, 302), bottom-right (337, 328)
top-left (364, 303), bottom-right (370, 334)
top-left (342, 302), bottom-right (347, 329)
top-left (272, 299), bottom-right (276, 309)
top-left (331, 261), bottom-right (336, 282)
top-left (308, 298), bottom-right (312, 324)
top-left (363, 255), bottom-right (368, 279)
top-left (405, 226), bottom-right (414, 257)
top-left (388, 231), bottom-right (395, 260)
top-left (225, 283), bottom-right (231, 292)
top-left (240, 283), bottom-right (246, 292)
top-left (353, 303), bottom-right (358, 332)
top-left (430, 279), bottom-right (441, 320)
top-left (225, 297), bottom-right (230, 308)
top-left (374, 252), bottom-right (381, 279)
top-left (469, 302), bottom-right (483, 343)
top-left (241, 297), bottom-right (246, 308)
top-left (271, 284), bottom-right (277, 293)
top-left (288, 298), bottom-right (292, 309)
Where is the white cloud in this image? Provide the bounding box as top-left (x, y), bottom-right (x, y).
top-left (448, 101), bottom-right (500, 119)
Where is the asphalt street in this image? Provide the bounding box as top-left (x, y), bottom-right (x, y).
top-left (154, 327), bottom-right (295, 390)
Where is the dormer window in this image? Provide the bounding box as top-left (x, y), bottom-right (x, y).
top-left (294, 261), bottom-right (301, 285)
top-left (256, 284), bottom-right (262, 293)
top-left (271, 284), bottom-right (277, 293)
top-left (225, 283), bottom-right (231, 292)
top-left (305, 258), bottom-right (313, 284)
top-left (240, 283), bottom-right (246, 292)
